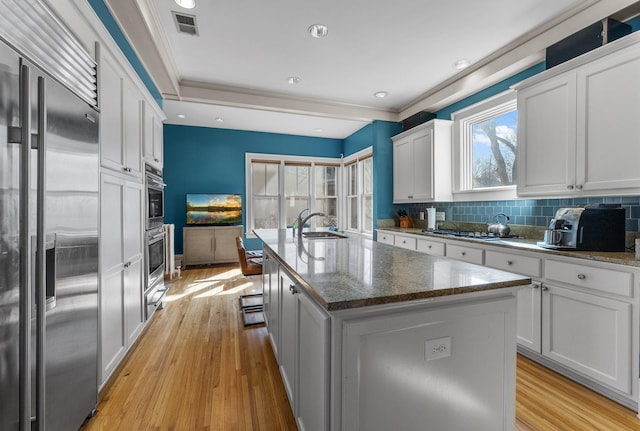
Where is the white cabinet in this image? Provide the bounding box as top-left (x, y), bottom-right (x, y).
top-left (445, 243), bottom-right (484, 265)
top-left (297, 291), bottom-right (330, 431)
top-left (182, 226), bottom-right (242, 266)
top-left (99, 50), bottom-right (142, 178)
top-left (376, 230), bottom-right (395, 245)
top-left (416, 237), bottom-right (445, 256)
top-left (99, 172), bottom-right (145, 384)
top-left (485, 249), bottom-right (542, 352)
top-left (279, 270), bottom-right (297, 406)
top-left (392, 119), bottom-right (452, 203)
top-left (542, 283), bottom-right (632, 394)
top-left (394, 233), bottom-right (416, 250)
top-left (262, 249), bottom-right (280, 356)
top-left (266, 257), bottom-right (330, 431)
top-left (143, 100), bottom-right (164, 168)
top-left (516, 35), bottom-right (640, 197)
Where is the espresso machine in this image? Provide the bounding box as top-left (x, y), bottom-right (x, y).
top-left (539, 205), bottom-right (625, 251)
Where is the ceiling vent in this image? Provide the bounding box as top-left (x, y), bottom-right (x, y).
top-left (172, 11), bottom-right (198, 35)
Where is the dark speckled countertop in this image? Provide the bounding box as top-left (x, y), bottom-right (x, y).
top-left (378, 227), bottom-right (640, 267)
top-left (254, 229), bottom-right (531, 311)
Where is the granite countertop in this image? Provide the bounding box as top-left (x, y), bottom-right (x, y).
top-left (377, 227), bottom-right (640, 267)
top-left (254, 229), bottom-right (531, 311)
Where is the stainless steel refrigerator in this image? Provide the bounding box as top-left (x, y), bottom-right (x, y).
top-left (0, 35), bottom-right (99, 431)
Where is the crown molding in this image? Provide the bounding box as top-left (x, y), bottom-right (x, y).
top-left (178, 80), bottom-right (399, 122)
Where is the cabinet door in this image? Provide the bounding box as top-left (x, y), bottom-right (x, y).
top-left (393, 138), bottom-right (413, 202)
top-left (142, 100), bottom-right (154, 166)
top-left (577, 46), bottom-right (640, 194)
top-left (122, 81), bottom-right (142, 177)
top-left (297, 291), bottom-right (330, 431)
top-left (517, 73), bottom-right (577, 196)
top-left (123, 181), bottom-right (143, 262)
top-left (411, 129), bottom-right (433, 201)
top-left (213, 227), bottom-right (241, 262)
top-left (183, 229), bottom-right (214, 265)
top-left (542, 284), bottom-right (632, 394)
top-left (100, 270), bottom-right (125, 381)
top-left (279, 271), bottom-right (297, 408)
top-left (123, 258), bottom-right (144, 346)
top-left (376, 231), bottom-right (394, 245)
top-left (516, 283), bottom-right (541, 352)
top-left (264, 252), bottom-right (280, 357)
top-left (152, 115), bottom-right (163, 166)
top-left (99, 53), bottom-right (124, 173)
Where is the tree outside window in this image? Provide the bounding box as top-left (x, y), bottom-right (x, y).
top-left (471, 110), bottom-right (517, 188)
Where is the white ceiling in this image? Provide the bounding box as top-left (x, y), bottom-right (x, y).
top-left (105, 0), bottom-right (639, 138)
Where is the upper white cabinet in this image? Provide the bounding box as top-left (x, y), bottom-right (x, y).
top-left (99, 50), bottom-right (142, 178)
top-left (392, 119), bottom-right (452, 203)
top-left (143, 100), bottom-right (164, 168)
top-left (516, 33), bottom-right (640, 197)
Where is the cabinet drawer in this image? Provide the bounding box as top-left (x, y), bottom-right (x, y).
top-left (394, 235), bottom-right (416, 250)
top-left (377, 232), bottom-right (395, 245)
top-left (545, 260), bottom-right (633, 298)
top-left (486, 250), bottom-right (541, 277)
top-left (446, 243), bottom-right (484, 265)
top-left (416, 238), bottom-right (445, 256)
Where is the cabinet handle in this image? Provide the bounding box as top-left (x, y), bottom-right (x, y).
top-left (408, 195), bottom-right (413, 199)
top-left (289, 284), bottom-right (297, 295)
top-left (576, 185), bottom-right (583, 190)
top-left (461, 251), bottom-right (466, 256)
top-left (428, 245), bottom-right (432, 249)
top-left (506, 260), bottom-right (513, 266)
top-left (532, 283), bottom-right (540, 289)
top-left (154, 158), bottom-right (160, 163)
top-left (577, 273), bottom-right (586, 280)
top-left (566, 185), bottom-right (574, 190)
top-left (541, 285), bottom-right (549, 291)
top-left (402, 240), bottom-right (406, 244)
top-left (124, 261), bottom-right (131, 268)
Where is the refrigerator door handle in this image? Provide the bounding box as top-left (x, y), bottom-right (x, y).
top-left (18, 63), bottom-right (32, 431)
top-left (33, 75), bottom-right (47, 431)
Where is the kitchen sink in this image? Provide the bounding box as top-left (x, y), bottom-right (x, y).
top-left (302, 231), bottom-right (348, 239)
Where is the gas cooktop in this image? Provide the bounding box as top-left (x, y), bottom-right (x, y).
top-left (422, 229), bottom-right (519, 239)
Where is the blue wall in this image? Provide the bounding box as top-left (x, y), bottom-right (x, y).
top-left (164, 125), bottom-right (343, 252)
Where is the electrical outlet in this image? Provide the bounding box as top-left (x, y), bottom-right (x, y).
top-left (419, 211), bottom-right (425, 220)
top-left (435, 212), bottom-right (445, 221)
top-left (425, 336), bottom-right (451, 361)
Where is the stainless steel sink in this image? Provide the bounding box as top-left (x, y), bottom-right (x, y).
top-left (302, 231), bottom-right (348, 239)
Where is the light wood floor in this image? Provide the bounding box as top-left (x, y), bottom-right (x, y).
top-left (80, 266), bottom-right (640, 431)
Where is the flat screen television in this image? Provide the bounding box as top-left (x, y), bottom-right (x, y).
top-left (186, 193), bottom-right (242, 226)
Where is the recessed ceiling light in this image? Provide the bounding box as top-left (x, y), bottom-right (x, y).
top-left (177, 114), bottom-right (186, 119)
top-left (287, 76), bottom-right (301, 85)
top-left (215, 117), bottom-right (224, 123)
top-left (174, 0), bottom-right (196, 9)
top-left (374, 91), bottom-right (388, 98)
top-left (454, 59), bottom-right (470, 70)
top-left (308, 24), bottom-right (328, 38)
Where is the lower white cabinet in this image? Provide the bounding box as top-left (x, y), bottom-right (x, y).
top-left (276, 266), bottom-right (330, 431)
top-left (263, 250), bottom-right (279, 356)
top-left (514, 283), bottom-right (542, 352)
top-left (445, 243), bottom-right (484, 265)
top-left (542, 282), bottom-right (632, 394)
top-left (183, 225), bottom-right (242, 266)
top-left (376, 230), bottom-right (395, 245)
top-left (99, 172), bottom-right (145, 385)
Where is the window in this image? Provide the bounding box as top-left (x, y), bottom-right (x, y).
top-left (246, 154), bottom-right (341, 235)
top-left (251, 161), bottom-right (279, 228)
top-left (452, 90), bottom-right (517, 200)
top-left (343, 149), bottom-right (373, 234)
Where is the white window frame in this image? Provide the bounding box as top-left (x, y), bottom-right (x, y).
top-left (342, 147), bottom-right (373, 238)
top-left (451, 90), bottom-right (517, 201)
top-left (245, 152), bottom-right (342, 238)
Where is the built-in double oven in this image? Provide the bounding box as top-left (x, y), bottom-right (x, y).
top-left (144, 163), bottom-right (168, 319)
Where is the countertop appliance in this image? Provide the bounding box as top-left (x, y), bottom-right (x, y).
top-left (538, 205), bottom-right (625, 251)
top-left (0, 1), bottom-right (99, 430)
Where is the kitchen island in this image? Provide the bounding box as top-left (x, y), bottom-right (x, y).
top-left (254, 229), bottom-right (531, 431)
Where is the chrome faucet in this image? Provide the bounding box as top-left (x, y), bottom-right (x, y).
top-left (297, 209), bottom-right (326, 237)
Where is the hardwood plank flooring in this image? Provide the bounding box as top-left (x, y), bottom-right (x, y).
top-left (81, 266), bottom-right (640, 431)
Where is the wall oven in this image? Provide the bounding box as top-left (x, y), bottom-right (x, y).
top-left (145, 225), bottom-right (167, 319)
top-left (145, 163), bottom-right (165, 230)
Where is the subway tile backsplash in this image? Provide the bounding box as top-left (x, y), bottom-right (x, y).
top-left (408, 196), bottom-right (640, 232)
